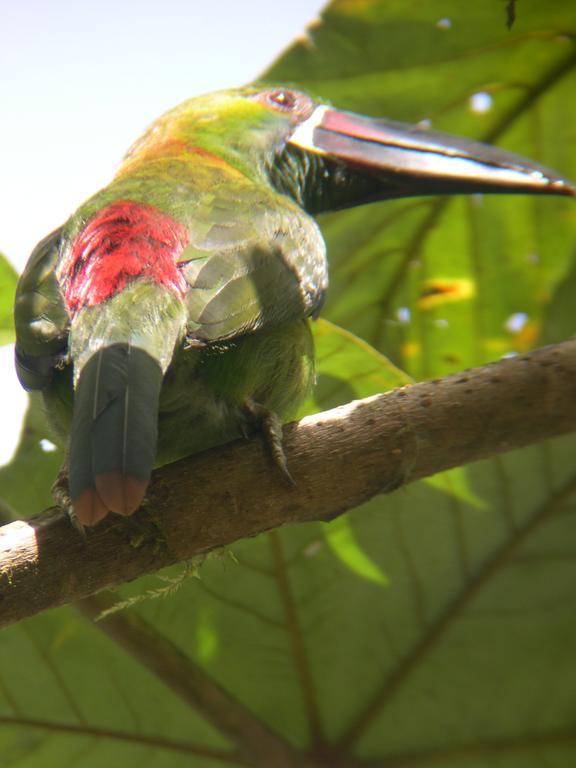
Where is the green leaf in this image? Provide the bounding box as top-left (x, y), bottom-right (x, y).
top-left (298, 317), bottom-right (412, 417)
top-left (2, 1), bottom-right (576, 766)
top-left (324, 515), bottom-right (389, 586)
top-left (0, 396), bottom-right (61, 522)
top-left (0, 253), bottom-right (18, 346)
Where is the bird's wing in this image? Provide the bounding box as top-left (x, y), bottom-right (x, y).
top-left (180, 195), bottom-right (326, 344)
top-left (14, 227), bottom-right (70, 391)
top-left (13, 191), bottom-right (326, 387)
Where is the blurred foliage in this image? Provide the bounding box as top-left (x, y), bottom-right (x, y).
top-left (1, 0), bottom-right (576, 765)
top-left (0, 253), bottom-right (17, 346)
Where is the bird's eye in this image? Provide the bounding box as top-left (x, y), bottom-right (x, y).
top-left (252, 88), bottom-right (314, 120)
top-left (267, 90), bottom-right (297, 110)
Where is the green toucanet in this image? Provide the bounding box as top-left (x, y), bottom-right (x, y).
top-left (13, 86), bottom-right (575, 526)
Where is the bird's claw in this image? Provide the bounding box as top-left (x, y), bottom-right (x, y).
top-left (51, 465), bottom-right (87, 539)
top-left (243, 399), bottom-right (295, 485)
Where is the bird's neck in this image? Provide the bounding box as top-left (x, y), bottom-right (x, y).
top-left (115, 133), bottom-right (272, 191)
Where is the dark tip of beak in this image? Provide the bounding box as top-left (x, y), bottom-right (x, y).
top-left (289, 106), bottom-right (576, 199)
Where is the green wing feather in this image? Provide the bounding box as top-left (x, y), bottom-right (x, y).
top-left (180, 186), bottom-right (326, 344)
top-left (182, 243), bottom-right (307, 341)
top-left (14, 227), bottom-right (69, 391)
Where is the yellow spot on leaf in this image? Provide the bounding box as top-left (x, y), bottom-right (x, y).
top-left (401, 341), bottom-right (421, 359)
top-left (511, 319), bottom-right (540, 351)
top-left (418, 278), bottom-right (475, 310)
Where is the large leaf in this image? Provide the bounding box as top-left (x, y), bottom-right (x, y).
top-left (0, 253), bottom-right (18, 346)
top-left (1, 1), bottom-right (576, 766)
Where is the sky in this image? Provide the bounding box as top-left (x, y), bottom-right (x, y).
top-left (0, 0), bottom-right (326, 465)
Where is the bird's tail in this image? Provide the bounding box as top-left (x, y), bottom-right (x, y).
top-left (68, 282), bottom-right (187, 526)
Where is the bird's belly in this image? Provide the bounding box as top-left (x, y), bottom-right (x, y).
top-left (156, 381), bottom-right (243, 466)
top-left (155, 318), bottom-right (315, 466)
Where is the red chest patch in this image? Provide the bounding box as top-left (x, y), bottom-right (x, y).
top-left (62, 200), bottom-right (189, 314)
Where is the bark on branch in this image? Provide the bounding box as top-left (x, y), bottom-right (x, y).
top-left (1, 340), bottom-right (575, 630)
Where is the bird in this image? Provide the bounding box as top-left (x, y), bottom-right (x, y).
top-left (13, 85), bottom-right (575, 528)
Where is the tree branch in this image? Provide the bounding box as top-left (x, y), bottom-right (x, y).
top-left (1, 340), bottom-right (575, 630)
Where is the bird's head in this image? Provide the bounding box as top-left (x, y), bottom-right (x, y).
top-left (123, 85), bottom-right (575, 211)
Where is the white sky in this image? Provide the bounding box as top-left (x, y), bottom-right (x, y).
top-left (0, 0), bottom-right (326, 465)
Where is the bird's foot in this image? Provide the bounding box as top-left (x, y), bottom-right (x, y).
top-left (243, 399), bottom-right (295, 485)
top-left (51, 465), bottom-right (87, 539)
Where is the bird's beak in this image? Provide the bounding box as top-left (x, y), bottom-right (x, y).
top-left (288, 105), bottom-right (575, 203)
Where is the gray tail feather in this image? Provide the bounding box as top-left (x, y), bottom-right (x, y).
top-left (69, 343), bottom-right (163, 523)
